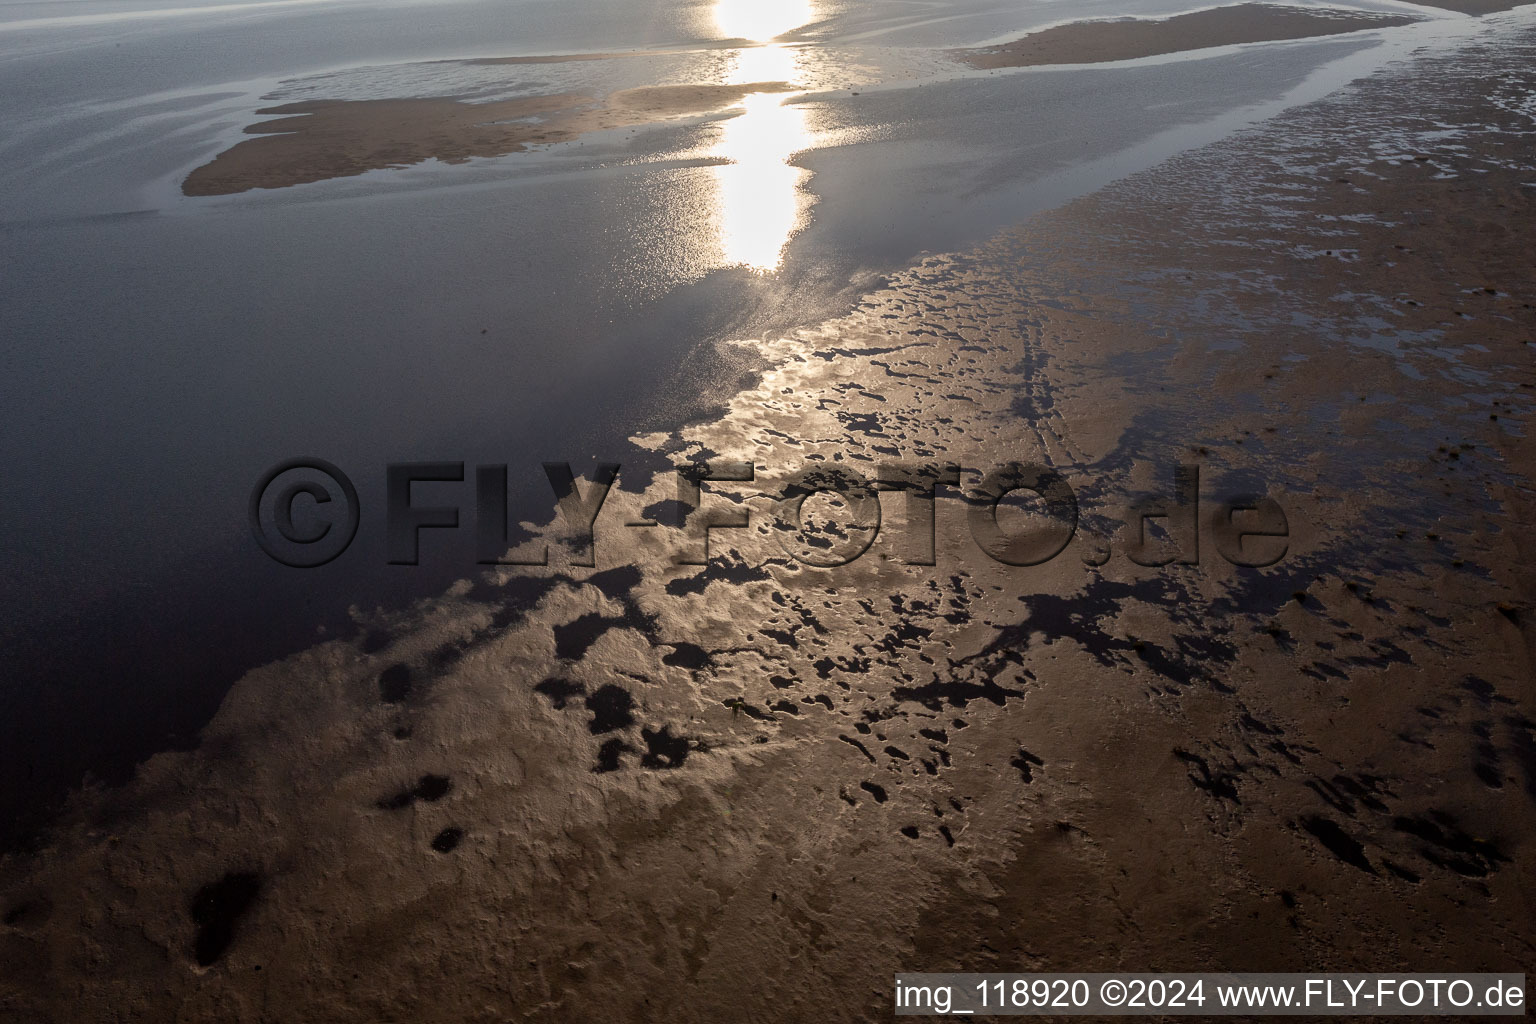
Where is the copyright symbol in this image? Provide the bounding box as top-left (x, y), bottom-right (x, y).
top-left (249, 458), bottom-right (359, 568)
top-left (1100, 980), bottom-right (1127, 1007)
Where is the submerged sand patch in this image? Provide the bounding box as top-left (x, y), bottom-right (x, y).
top-left (182, 82), bottom-right (798, 197)
top-left (954, 4), bottom-right (1418, 69)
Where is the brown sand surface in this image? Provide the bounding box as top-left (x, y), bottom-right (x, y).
top-left (956, 3), bottom-right (1419, 69)
top-left (9, 17), bottom-right (1536, 1024)
top-left (182, 82), bottom-right (797, 197)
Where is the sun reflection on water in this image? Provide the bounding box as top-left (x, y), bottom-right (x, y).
top-left (713, 0), bottom-right (815, 42)
top-left (710, 42), bottom-right (812, 273)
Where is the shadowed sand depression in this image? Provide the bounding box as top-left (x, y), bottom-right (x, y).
top-left (182, 82), bottom-right (799, 196)
top-left (955, 4), bottom-right (1420, 69)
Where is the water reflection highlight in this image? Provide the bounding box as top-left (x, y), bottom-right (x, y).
top-left (711, 43), bottom-right (812, 273)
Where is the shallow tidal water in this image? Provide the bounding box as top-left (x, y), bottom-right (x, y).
top-left (0, 0), bottom-right (1495, 839)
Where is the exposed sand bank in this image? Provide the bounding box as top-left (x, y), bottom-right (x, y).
top-left (955, 4), bottom-right (1419, 69)
top-left (183, 93), bottom-right (594, 197)
top-left (182, 82), bottom-right (798, 196)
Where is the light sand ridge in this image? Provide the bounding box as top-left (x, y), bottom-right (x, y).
top-left (954, 3), bottom-right (1422, 70)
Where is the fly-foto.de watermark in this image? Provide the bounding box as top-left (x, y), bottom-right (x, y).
top-left (249, 459), bottom-right (1289, 570)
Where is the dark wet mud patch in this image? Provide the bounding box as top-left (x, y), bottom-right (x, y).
top-left (892, 675), bottom-right (1028, 712)
top-left (378, 663), bottom-right (412, 704)
top-left (430, 827), bottom-right (464, 853)
top-left (585, 565), bottom-right (645, 601)
top-left (554, 613), bottom-right (629, 661)
top-left (840, 734), bottom-right (876, 761)
top-left (472, 575), bottom-right (563, 630)
top-left (1174, 748), bottom-right (1240, 802)
top-left (1307, 774), bottom-right (1391, 815)
top-left (190, 871), bottom-right (261, 967)
top-left (552, 595), bottom-right (659, 661)
top-left (416, 774), bottom-right (451, 801)
top-left (640, 726), bottom-right (691, 769)
top-left (664, 559), bottom-right (771, 597)
top-left (2, 896), bottom-right (53, 929)
top-left (377, 774), bottom-right (452, 810)
top-left (724, 698), bottom-right (773, 722)
top-left (1011, 749), bottom-right (1044, 783)
top-left (534, 678), bottom-right (585, 709)
top-left (933, 577), bottom-right (1228, 699)
top-left (1300, 815), bottom-right (1375, 874)
top-left (1393, 815), bottom-right (1507, 877)
top-left (594, 738), bottom-right (633, 773)
top-left (662, 642), bottom-right (713, 669)
top-left (586, 684), bottom-right (636, 734)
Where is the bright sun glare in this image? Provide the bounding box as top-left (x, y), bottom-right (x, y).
top-left (710, 42), bottom-right (813, 273)
top-left (713, 0), bottom-right (815, 42)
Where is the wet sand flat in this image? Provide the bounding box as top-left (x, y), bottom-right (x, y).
top-left (955, 4), bottom-right (1419, 69)
top-left (183, 93), bottom-right (596, 197)
top-left (182, 82), bottom-right (798, 196)
top-left (5, 15), bottom-right (1535, 1024)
